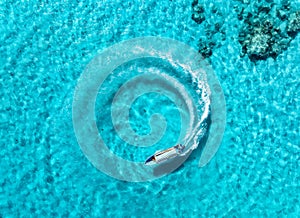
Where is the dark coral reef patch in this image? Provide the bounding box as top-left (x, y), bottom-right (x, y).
top-left (191, 0), bottom-right (205, 25)
top-left (191, 1), bottom-right (226, 59)
top-left (236, 0), bottom-right (300, 62)
top-left (191, 0), bottom-right (300, 62)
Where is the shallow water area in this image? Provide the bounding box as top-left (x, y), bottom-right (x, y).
top-left (0, 0), bottom-right (299, 216)
top-left (73, 37), bottom-right (212, 181)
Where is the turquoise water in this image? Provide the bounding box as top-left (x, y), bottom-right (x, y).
top-left (95, 57), bottom-right (191, 162)
top-left (1, 0), bottom-right (299, 217)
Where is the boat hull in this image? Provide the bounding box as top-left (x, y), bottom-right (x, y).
top-left (144, 144), bottom-right (185, 165)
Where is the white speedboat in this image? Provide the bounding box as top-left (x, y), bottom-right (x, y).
top-left (144, 144), bottom-right (185, 165)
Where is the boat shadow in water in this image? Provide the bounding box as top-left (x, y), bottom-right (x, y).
top-left (152, 114), bottom-right (211, 177)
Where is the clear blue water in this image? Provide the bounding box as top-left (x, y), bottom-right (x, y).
top-left (96, 58), bottom-right (186, 162)
top-left (1, 0), bottom-right (299, 217)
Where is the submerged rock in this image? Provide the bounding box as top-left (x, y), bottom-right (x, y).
top-left (287, 11), bottom-right (300, 38)
top-left (198, 39), bottom-right (216, 59)
top-left (191, 2), bottom-right (226, 59)
top-left (191, 0), bottom-right (205, 24)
